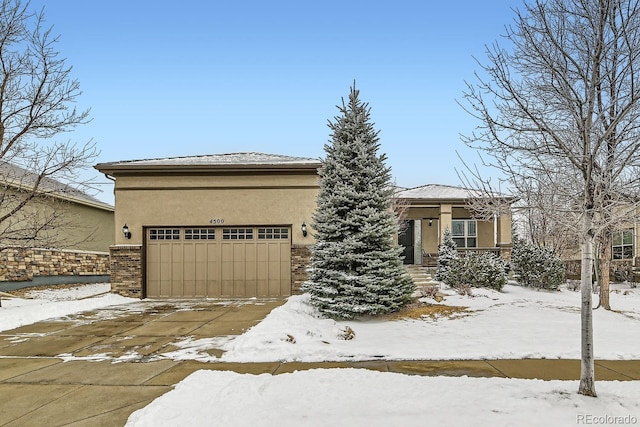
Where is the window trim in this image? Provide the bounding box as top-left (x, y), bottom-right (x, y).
top-left (148, 228), bottom-right (181, 241)
top-left (612, 228), bottom-right (634, 260)
top-left (451, 219), bottom-right (477, 248)
top-left (184, 228), bottom-right (216, 240)
top-left (222, 227), bottom-right (254, 240)
top-left (258, 227), bottom-right (289, 240)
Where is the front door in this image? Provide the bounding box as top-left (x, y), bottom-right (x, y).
top-left (398, 220), bottom-right (414, 264)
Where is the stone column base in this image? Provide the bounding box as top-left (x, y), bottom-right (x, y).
top-left (110, 245), bottom-right (143, 298)
top-left (291, 245), bottom-right (312, 294)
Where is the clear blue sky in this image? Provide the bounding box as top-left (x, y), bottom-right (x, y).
top-left (28, 1), bottom-right (523, 204)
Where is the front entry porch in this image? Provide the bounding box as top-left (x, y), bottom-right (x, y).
top-left (395, 184), bottom-right (513, 267)
top-left (397, 208), bottom-right (512, 267)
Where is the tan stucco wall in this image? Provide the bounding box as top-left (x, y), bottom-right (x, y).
top-left (61, 201), bottom-right (114, 252)
top-left (0, 189), bottom-right (113, 252)
top-left (112, 171), bottom-right (319, 246)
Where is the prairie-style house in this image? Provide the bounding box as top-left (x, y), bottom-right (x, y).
top-left (95, 153), bottom-right (514, 298)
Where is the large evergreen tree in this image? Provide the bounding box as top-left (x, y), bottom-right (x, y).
top-left (303, 84), bottom-right (415, 319)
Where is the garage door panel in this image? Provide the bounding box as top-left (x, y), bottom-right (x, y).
top-left (221, 280), bottom-right (234, 296)
top-left (147, 226), bottom-right (291, 298)
top-left (244, 243), bottom-right (256, 262)
top-left (206, 275), bottom-right (220, 296)
top-left (256, 244), bottom-right (268, 260)
top-left (244, 280), bottom-right (257, 297)
top-left (160, 279), bottom-right (172, 297)
top-left (233, 260), bottom-right (245, 280)
top-left (234, 280), bottom-right (248, 296)
top-left (183, 280), bottom-right (196, 297)
top-left (194, 263), bottom-right (207, 297)
top-left (268, 244), bottom-right (281, 259)
top-left (221, 244), bottom-right (234, 262)
top-left (256, 280), bottom-right (268, 296)
top-left (281, 242), bottom-right (291, 260)
top-left (268, 262), bottom-right (281, 280)
top-left (268, 279), bottom-right (281, 296)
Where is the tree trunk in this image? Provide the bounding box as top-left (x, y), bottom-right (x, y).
top-left (598, 239), bottom-right (611, 310)
top-left (578, 215), bottom-right (597, 397)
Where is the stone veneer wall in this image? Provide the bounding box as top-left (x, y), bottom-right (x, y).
top-left (291, 244), bottom-right (312, 294)
top-left (564, 258), bottom-right (639, 281)
top-left (110, 245), bottom-right (143, 298)
top-left (0, 247), bottom-right (109, 281)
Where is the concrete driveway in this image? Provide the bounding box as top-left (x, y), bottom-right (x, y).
top-left (0, 298), bottom-right (284, 426)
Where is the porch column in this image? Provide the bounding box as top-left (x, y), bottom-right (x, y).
top-left (414, 219), bottom-right (422, 265)
top-left (440, 204), bottom-right (452, 243)
top-left (497, 213), bottom-right (512, 246)
top-left (497, 212), bottom-right (513, 258)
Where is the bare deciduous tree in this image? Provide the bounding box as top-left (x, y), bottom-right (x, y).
top-left (461, 0), bottom-right (640, 397)
top-left (0, 0), bottom-right (96, 250)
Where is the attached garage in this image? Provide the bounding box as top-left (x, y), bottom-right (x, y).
top-left (95, 152), bottom-right (321, 299)
top-left (146, 226), bottom-right (291, 297)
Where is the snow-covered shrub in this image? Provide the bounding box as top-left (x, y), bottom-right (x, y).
top-left (566, 280), bottom-right (580, 291)
top-left (419, 285), bottom-right (440, 299)
top-left (435, 227), bottom-right (458, 281)
top-left (444, 252), bottom-right (507, 291)
top-left (511, 237), bottom-right (565, 290)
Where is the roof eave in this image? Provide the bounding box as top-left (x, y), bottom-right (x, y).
top-left (401, 196), bottom-right (517, 204)
top-left (5, 180), bottom-right (114, 212)
top-left (94, 162), bottom-right (322, 175)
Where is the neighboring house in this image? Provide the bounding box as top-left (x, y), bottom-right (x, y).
top-left (563, 216), bottom-right (640, 280)
top-left (0, 162), bottom-right (114, 282)
top-left (395, 184), bottom-right (513, 266)
top-left (95, 153), bottom-right (515, 299)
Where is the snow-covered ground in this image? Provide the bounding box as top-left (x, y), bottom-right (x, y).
top-left (166, 282), bottom-right (640, 362)
top-left (0, 283), bottom-right (135, 332)
top-left (2, 282), bottom-right (639, 425)
top-left (126, 369), bottom-right (640, 427)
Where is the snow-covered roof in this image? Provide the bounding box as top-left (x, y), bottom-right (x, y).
top-left (96, 152), bottom-right (321, 172)
top-left (0, 162), bottom-right (113, 211)
top-left (395, 184), bottom-right (507, 201)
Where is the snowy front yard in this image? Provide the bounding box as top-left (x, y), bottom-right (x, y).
top-left (2, 282), bottom-right (639, 426)
top-left (169, 282), bottom-right (640, 362)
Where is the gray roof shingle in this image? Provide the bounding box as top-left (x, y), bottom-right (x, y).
top-left (395, 184), bottom-right (495, 200)
top-left (96, 152), bottom-right (321, 169)
top-left (0, 162), bottom-right (113, 211)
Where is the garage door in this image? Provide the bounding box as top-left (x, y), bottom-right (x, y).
top-left (146, 226), bottom-right (291, 298)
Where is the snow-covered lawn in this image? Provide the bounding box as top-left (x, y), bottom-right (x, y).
top-left (2, 282), bottom-right (639, 425)
top-left (126, 369), bottom-right (640, 427)
top-left (167, 282), bottom-right (640, 362)
top-left (0, 283), bottom-right (136, 332)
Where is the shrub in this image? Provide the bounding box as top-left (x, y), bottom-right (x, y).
top-left (435, 227), bottom-right (458, 281)
top-left (444, 251), bottom-right (507, 291)
top-left (511, 237), bottom-right (565, 290)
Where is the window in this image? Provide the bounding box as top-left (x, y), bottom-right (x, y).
top-left (258, 228), bottom-right (289, 239)
top-left (222, 228), bottom-right (254, 240)
top-left (149, 228), bottom-right (181, 240)
top-left (612, 229), bottom-right (633, 260)
top-left (185, 228), bottom-right (216, 240)
top-left (451, 220), bottom-right (477, 248)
